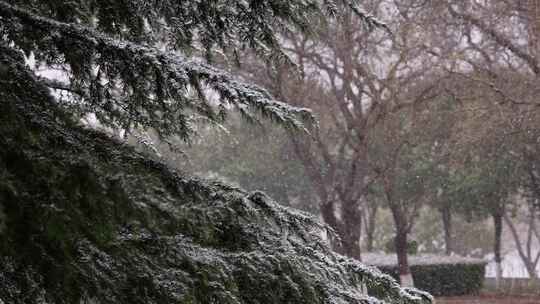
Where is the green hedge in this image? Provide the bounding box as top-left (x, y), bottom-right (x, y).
top-left (375, 262), bottom-right (486, 296)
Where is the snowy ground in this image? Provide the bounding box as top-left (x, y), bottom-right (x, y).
top-left (363, 250), bottom-right (540, 279)
top-left (363, 253), bottom-right (485, 267)
top-left (485, 250), bottom-right (540, 278)
top-left (437, 295), bottom-right (540, 304)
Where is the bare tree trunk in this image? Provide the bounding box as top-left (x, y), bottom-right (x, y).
top-left (385, 175), bottom-right (415, 287)
top-left (365, 203), bottom-right (378, 252)
top-left (493, 211), bottom-right (504, 287)
top-left (342, 201), bottom-right (363, 260)
top-left (320, 199), bottom-right (363, 260)
top-left (441, 206), bottom-right (453, 255)
top-left (320, 200), bottom-right (344, 254)
top-left (395, 230), bottom-right (414, 287)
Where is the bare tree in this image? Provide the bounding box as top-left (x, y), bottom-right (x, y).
top-left (257, 0), bottom-right (443, 263)
top-left (370, 96), bottom-right (446, 286)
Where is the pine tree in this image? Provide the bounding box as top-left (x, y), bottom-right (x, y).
top-left (0, 1), bottom-right (431, 303)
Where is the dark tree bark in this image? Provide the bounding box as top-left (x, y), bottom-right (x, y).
top-left (364, 202), bottom-right (378, 252)
top-left (395, 231), bottom-right (409, 272)
top-left (342, 201), bottom-right (363, 260)
top-left (320, 200), bottom-right (344, 254)
top-left (440, 206), bottom-right (453, 255)
top-left (492, 209), bottom-right (504, 285)
top-left (320, 199), bottom-right (363, 259)
top-left (387, 186), bottom-right (415, 287)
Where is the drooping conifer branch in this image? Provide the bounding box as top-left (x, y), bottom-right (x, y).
top-left (0, 1), bottom-right (321, 140)
top-left (0, 0), bottom-right (386, 141)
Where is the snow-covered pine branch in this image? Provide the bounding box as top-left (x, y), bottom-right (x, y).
top-left (0, 1), bottom-right (314, 140)
top-left (0, 2), bottom-right (434, 303)
top-left (0, 0), bottom-right (385, 141)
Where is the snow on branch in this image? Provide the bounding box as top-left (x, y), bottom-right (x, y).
top-left (0, 1), bottom-right (314, 139)
top-left (0, 46), bottom-right (430, 303)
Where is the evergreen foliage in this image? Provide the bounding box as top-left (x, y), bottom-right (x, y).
top-left (0, 47), bottom-right (432, 303)
top-left (0, 0), bottom-right (432, 303)
top-left (0, 0), bottom-right (383, 141)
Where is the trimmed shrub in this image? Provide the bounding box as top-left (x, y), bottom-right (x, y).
top-left (364, 254), bottom-right (486, 296)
